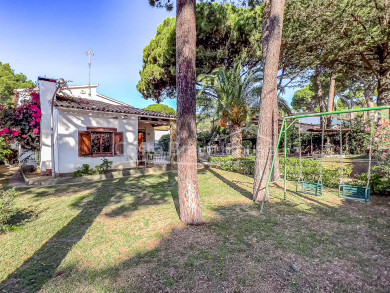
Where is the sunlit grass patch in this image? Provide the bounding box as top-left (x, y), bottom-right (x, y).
top-left (0, 168), bottom-right (389, 292)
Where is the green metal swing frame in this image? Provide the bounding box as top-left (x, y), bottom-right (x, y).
top-left (260, 105), bottom-right (390, 212)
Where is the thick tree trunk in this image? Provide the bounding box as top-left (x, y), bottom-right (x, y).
top-left (169, 121), bottom-right (177, 163)
top-left (272, 99), bottom-right (280, 181)
top-left (377, 74), bottom-right (390, 106)
top-left (176, 0), bottom-right (203, 224)
top-left (326, 74), bottom-right (336, 127)
top-left (316, 71), bottom-right (326, 113)
top-left (231, 123), bottom-right (243, 159)
top-left (364, 78), bottom-right (376, 119)
top-left (316, 69), bottom-right (326, 130)
top-left (327, 75), bottom-right (336, 112)
top-left (253, 0), bottom-right (285, 202)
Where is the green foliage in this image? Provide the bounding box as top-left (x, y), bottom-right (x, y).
top-left (148, 0), bottom-right (174, 11)
top-left (347, 118), bottom-right (369, 155)
top-left (242, 140), bottom-right (252, 149)
top-left (74, 159), bottom-right (114, 177)
top-left (0, 92), bottom-right (41, 150)
top-left (242, 124), bottom-right (258, 139)
top-left (280, 158), bottom-right (353, 188)
top-left (138, 3), bottom-right (263, 102)
top-left (291, 84), bottom-right (318, 112)
top-left (197, 132), bottom-right (212, 148)
top-left (144, 104), bottom-right (176, 115)
top-left (198, 62), bottom-right (260, 126)
top-left (74, 164), bottom-right (96, 177)
top-left (209, 156), bottom-right (256, 176)
top-left (0, 62), bottom-right (35, 105)
top-left (95, 159), bottom-right (113, 175)
top-left (0, 137), bottom-right (12, 163)
top-left (283, 0), bottom-right (390, 104)
top-left (158, 134), bottom-right (170, 152)
top-left (355, 119), bottom-right (390, 196)
top-left (209, 156), bottom-right (353, 188)
top-left (357, 165), bottom-right (390, 196)
top-left (0, 188), bottom-right (17, 232)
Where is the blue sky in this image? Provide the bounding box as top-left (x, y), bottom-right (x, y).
top-left (0, 0), bottom-right (296, 110)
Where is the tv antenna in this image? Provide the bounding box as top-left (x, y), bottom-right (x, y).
top-left (86, 49), bottom-right (94, 96)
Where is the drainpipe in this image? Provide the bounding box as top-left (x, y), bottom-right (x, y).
top-left (50, 78), bottom-right (66, 178)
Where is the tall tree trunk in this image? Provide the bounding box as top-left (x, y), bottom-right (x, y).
top-left (377, 74), bottom-right (390, 106)
top-left (176, 0), bottom-right (203, 224)
top-left (169, 121), bottom-right (177, 163)
top-left (316, 70), bottom-right (326, 113)
top-left (316, 69), bottom-right (326, 130)
top-left (231, 123), bottom-right (243, 159)
top-left (326, 74), bottom-right (336, 128)
top-left (253, 0), bottom-right (285, 202)
top-left (364, 77), bottom-right (376, 119)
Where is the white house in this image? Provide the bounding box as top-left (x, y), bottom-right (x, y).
top-left (15, 77), bottom-right (176, 175)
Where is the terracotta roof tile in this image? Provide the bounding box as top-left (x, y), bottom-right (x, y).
top-left (54, 94), bottom-right (176, 119)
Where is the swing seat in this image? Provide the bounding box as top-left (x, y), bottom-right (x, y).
top-left (296, 181), bottom-right (323, 196)
top-left (338, 185), bottom-right (370, 203)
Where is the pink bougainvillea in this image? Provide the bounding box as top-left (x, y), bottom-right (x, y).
top-left (368, 119), bottom-right (390, 164)
top-left (0, 91), bottom-right (41, 150)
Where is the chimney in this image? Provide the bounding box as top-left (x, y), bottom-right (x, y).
top-left (38, 77), bottom-right (57, 174)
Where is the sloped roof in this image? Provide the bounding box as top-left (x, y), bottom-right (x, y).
top-left (54, 94), bottom-right (176, 119)
top-left (14, 88), bottom-right (39, 105)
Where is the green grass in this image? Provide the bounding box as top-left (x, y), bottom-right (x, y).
top-left (0, 169), bottom-right (389, 292)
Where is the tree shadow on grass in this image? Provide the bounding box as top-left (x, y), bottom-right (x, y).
top-left (4, 209), bottom-right (36, 230)
top-left (270, 182), bottom-right (333, 209)
top-left (104, 173), bottom-right (179, 219)
top-left (208, 168), bottom-right (253, 200)
top-left (0, 174), bottom-right (178, 293)
top-left (166, 171), bottom-right (180, 218)
top-left (36, 198), bottom-right (390, 293)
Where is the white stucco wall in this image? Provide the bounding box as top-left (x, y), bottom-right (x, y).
top-left (56, 109), bottom-right (139, 173)
top-left (35, 81), bottom-right (164, 174)
top-left (59, 85), bottom-right (125, 105)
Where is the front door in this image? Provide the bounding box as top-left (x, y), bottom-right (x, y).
top-left (138, 130), bottom-right (146, 162)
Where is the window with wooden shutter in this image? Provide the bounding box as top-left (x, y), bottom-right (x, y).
top-left (79, 131), bottom-right (92, 157)
top-left (114, 132), bottom-right (124, 155)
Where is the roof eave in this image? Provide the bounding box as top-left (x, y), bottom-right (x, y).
top-left (55, 105), bottom-right (176, 120)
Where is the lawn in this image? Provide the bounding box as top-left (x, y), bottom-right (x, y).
top-left (0, 168), bottom-right (389, 292)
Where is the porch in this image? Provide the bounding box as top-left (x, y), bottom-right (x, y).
top-left (137, 116), bottom-right (172, 167)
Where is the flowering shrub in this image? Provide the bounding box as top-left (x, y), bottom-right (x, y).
top-left (366, 119), bottom-right (390, 162)
top-left (0, 92), bottom-right (41, 150)
top-left (0, 137), bottom-right (12, 163)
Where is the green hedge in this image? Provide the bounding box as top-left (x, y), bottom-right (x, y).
top-left (356, 164), bottom-right (390, 196)
top-left (209, 156), bottom-right (353, 188)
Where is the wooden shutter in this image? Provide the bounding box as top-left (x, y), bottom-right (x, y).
top-left (79, 131), bottom-right (91, 157)
top-left (114, 132), bottom-right (124, 155)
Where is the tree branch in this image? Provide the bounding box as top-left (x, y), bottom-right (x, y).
top-left (360, 52), bottom-right (379, 78)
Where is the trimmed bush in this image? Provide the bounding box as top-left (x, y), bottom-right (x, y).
top-left (74, 159), bottom-right (114, 177)
top-left (242, 140), bottom-right (252, 149)
top-left (356, 164), bottom-right (390, 196)
top-left (74, 164), bottom-right (96, 177)
top-left (209, 156), bottom-right (353, 188)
